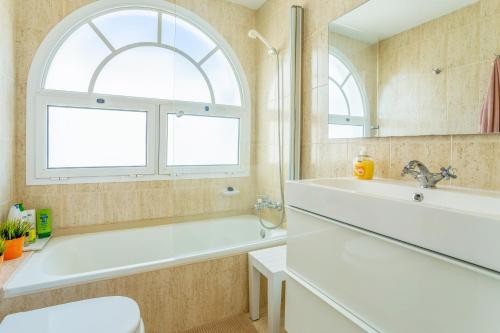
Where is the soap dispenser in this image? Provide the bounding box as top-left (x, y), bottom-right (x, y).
top-left (353, 147), bottom-right (374, 180)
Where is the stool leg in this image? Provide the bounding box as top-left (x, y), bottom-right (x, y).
top-left (249, 262), bottom-right (261, 321)
top-left (267, 278), bottom-right (282, 333)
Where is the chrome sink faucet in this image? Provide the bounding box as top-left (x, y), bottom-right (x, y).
top-left (401, 160), bottom-right (457, 188)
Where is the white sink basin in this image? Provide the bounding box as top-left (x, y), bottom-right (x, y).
top-left (303, 178), bottom-right (500, 217)
top-left (285, 177), bottom-right (500, 272)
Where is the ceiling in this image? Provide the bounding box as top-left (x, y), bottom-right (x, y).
top-left (331, 0), bottom-right (479, 43)
top-left (225, 0), bottom-right (267, 10)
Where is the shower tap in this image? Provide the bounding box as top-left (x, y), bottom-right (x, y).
top-left (254, 196), bottom-right (282, 211)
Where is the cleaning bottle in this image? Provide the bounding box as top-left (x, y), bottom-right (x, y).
top-left (353, 147), bottom-right (374, 180)
top-left (7, 203), bottom-right (23, 221)
top-left (23, 209), bottom-right (37, 244)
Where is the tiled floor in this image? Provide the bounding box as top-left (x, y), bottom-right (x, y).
top-left (183, 313), bottom-right (258, 333)
top-left (183, 309), bottom-right (286, 333)
top-left (250, 310), bottom-right (286, 333)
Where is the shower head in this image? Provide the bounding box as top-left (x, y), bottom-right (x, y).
top-left (248, 29), bottom-right (277, 55)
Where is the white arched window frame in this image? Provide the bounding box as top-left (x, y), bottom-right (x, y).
top-left (26, 0), bottom-right (251, 184)
top-left (328, 48), bottom-right (370, 139)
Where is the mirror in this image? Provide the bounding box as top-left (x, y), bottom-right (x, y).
top-left (328, 0), bottom-right (499, 138)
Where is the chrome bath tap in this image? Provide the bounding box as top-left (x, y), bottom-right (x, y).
top-left (401, 160), bottom-right (456, 188)
top-left (254, 196), bottom-right (282, 211)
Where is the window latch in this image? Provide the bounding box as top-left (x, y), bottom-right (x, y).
top-left (50, 177), bottom-right (68, 181)
top-left (129, 174), bottom-right (145, 178)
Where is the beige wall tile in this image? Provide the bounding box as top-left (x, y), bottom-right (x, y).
top-left (448, 103), bottom-right (482, 135)
top-left (447, 22), bottom-right (479, 68)
top-left (0, 0), bottom-right (16, 220)
top-left (317, 143), bottom-right (349, 177)
top-left (450, 135), bottom-right (500, 189)
top-left (479, 13), bottom-right (500, 62)
top-left (446, 3), bottom-right (480, 30)
top-left (375, 1), bottom-right (493, 137)
top-left (480, 0), bottom-right (500, 17)
top-left (447, 64), bottom-right (480, 107)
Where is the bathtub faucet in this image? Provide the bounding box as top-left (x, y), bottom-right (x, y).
top-left (254, 196), bottom-right (282, 211)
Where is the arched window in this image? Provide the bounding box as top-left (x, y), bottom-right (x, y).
top-left (328, 51), bottom-right (369, 138)
top-left (27, 2), bottom-right (250, 184)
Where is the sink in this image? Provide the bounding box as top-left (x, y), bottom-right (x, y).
top-left (285, 177), bottom-right (500, 272)
top-left (301, 178), bottom-right (500, 217)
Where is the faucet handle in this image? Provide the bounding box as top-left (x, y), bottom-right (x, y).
top-left (401, 164), bottom-right (412, 176)
top-left (440, 166), bottom-right (457, 179)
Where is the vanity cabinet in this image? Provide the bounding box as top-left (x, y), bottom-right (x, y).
top-left (285, 207), bottom-right (500, 333)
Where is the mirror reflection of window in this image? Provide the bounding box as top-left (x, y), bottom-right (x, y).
top-left (328, 52), bottom-right (369, 139)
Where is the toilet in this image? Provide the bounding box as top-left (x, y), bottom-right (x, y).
top-left (0, 296), bottom-right (144, 333)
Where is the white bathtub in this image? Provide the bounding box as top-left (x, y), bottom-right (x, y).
top-left (4, 215), bottom-right (286, 298)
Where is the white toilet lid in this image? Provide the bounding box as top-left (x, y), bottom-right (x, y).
top-left (0, 296), bottom-right (141, 333)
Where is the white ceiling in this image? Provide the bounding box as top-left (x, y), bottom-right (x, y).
top-left (331, 0), bottom-right (479, 44)
top-left (225, 0), bottom-right (267, 10)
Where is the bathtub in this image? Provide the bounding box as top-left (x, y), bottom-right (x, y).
top-left (4, 215), bottom-right (286, 298)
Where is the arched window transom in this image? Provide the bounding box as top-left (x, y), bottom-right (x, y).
top-left (44, 9), bottom-right (241, 106)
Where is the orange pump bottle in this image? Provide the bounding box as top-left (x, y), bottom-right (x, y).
top-left (353, 147), bottom-right (374, 180)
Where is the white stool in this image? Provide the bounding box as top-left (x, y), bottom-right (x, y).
top-left (248, 245), bottom-right (287, 333)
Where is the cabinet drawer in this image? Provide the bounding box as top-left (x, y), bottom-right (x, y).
top-left (285, 273), bottom-right (370, 333)
top-left (286, 207), bottom-right (500, 333)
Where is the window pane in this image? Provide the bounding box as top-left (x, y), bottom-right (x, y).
top-left (48, 106), bottom-right (147, 168)
top-left (173, 53), bottom-right (212, 103)
top-left (161, 13), bottom-right (176, 46)
top-left (45, 24), bottom-right (111, 92)
top-left (202, 50), bottom-right (241, 106)
top-left (170, 16), bottom-right (216, 62)
top-left (330, 55), bottom-right (350, 83)
top-left (167, 114), bottom-right (239, 166)
top-left (328, 124), bottom-right (364, 139)
top-left (344, 76), bottom-right (364, 116)
top-left (94, 46), bottom-right (211, 102)
top-left (329, 80), bottom-right (348, 115)
top-left (92, 10), bottom-right (158, 49)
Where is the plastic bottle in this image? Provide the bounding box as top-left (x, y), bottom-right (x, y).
top-left (23, 209), bottom-right (37, 244)
top-left (353, 147), bottom-right (374, 180)
top-left (36, 209), bottom-right (52, 238)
